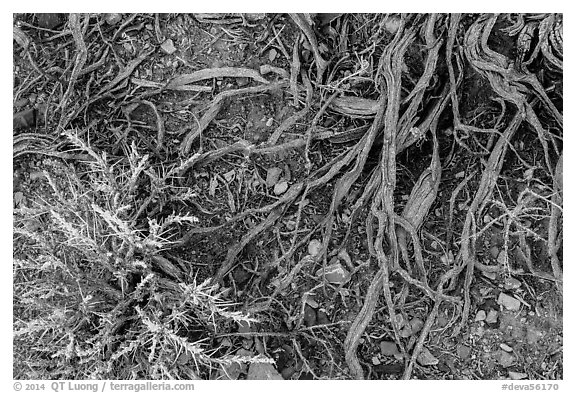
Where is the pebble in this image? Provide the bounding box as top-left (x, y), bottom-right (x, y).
top-left (281, 366), bottom-right (296, 379)
top-left (399, 317), bottom-right (424, 338)
top-left (316, 262), bottom-right (350, 285)
top-left (104, 13), bottom-right (122, 25)
top-left (504, 277), bottom-right (522, 290)
top-left (14, 98), bottom-right (29, 108)
top-left (317, 309), bottom-right (330, 325)
top-left (305, 298), bottom-right (319, 308)
top-left (14, 191), bottom-right (24, 207)
top-left (307, 239), bottom-right (322, 256)
top-left (303, 305), bottom-right (317, 327)
top-left (486, 309), bottom-right (499, 324)
top-left (273, 181), bottom-right (288, 195)
top-left (497, 250), bottom-right (508, 265)
top-left (236, 77), bottom-right (250, 87)
top-left (237, 320), bottom-right (252, 334)
top-left (265, 117), bottom-right (274, 127)
top-left (456, 344), bottom-right (471, 359)
top-left (417, 348), bottom-right (439, 366)
top-left (508, 371), bottom-right (528, 380)
top-left (161, 39), bottom-right (177, 55)
top-left (482, 271), bottom-right (497, 280)
top-left (500, 343), bottom-right (513, 352)
top-left (498, 293), bottom-right (521, 311)
top-left (371, 356), bottom-right (381, 365)
top-left (499, 351), bottom-right (516, 368)
top-left (268, 48), bottom-right (278, 62)
top-left (265, 167), bottom-right (282, 187)
top-left (475, 310), bottom-right (487, 322)
top-left (489, 245), bottom-right (500, 259)
top-left (380, 341), bottom-right (400, 357)
top-left (247, 363), bottom-right (284, 380)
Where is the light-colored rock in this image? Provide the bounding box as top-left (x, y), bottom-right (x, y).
top-left (498, 293), bottom-right (521, 311)
top-left (475, 310), bottom-right (487, 322)
top-left (104, 13), bottom-right (122, 25)
top-left (265, 167), bottom-right (282, 187)
top-left (417, 348), bottom-right (439, 366)
top-left (500, 343), bottom-right (513, 352)
top-left (508, 371), bottom-right (528, 380)
top-left (499, 351), bottom-right (516, 368)
top-left (161, 39), bottom-right (177, 55)
top-left (486, 309), bottom-right (499, 324)
top-left (504, 277), bottom-right (522, 290)
top-left (247, 363), bottom-right (283, 380)
top-left (307, 239), bottom-right (322, 256)
top-left (273, 181), bottom-right (288, 195)
top-left (316, 262), bottom-right (350, 285)
top-left (268, 48), bottom-right (277, 62)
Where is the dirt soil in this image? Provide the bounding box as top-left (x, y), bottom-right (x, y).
top-left (13, 13), bottom-right (562, 380)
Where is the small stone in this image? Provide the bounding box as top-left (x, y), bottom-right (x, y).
top-left (316, 262), bottom-right (350, 285)
top-left (307, 239), bottom-right (322, 256)
top-left (410, 317), bottom-right (424, 334)
top-left (303, 305), bottom-right (317, 327)
top-left (219, 362), bottom-right (243, 379)
top-left (273, 181), bottom-right (288, 195)
top-left (500, 343), bottom-right (513, 352)
top-left (14, 98), bottom-right (29, 108)
top-left (268, 48), bottom-right (278, 62)
top-left (383, 15), bottom-right (401, 34)
top-left (417, 348), bottom-right (439, 366)
top-left (36, 13), bottom-right (63, 29)
top-left (103, 13), bottom-right (122, 25)
top-left (223, 169), bottom-right (235, 182)
top-left (482, 270), bottom-right (497, 280)
top-left (475, 310), bottom-right (487, 322)
top-left (161, 39), bottom-right (177, 55)
top-left (497, 250), bottom-right (508, 266)
top-left (265, 117), bottom-right (274, 127)
top-left (504, 277), bottom-right (521, 290)
top-left (305, 298), bottom-right (319, 308)
top-left (244, 13), bottom-right (266, 22)
top-left (489, 246), bottom-right (500, 259)
top-left (316, 309), bottom-right (330, 325)
top-left (237, 320), bottom-right (252, 334)
top-left (29, 171), bottom-right (45, 181)
top-left (498, 293), bottom-right (521, 311)
top-left (380, 341), bottom-right (400, 357)
top-left (247, 363), bottom-right (284, 380)
top-left (508, 371), bottom-right (527, 380)
top-left (430, 240), bottom-right (438, 250)
top-left (281, 366), bottom-right (296, 379)
top-left (265, 167), bottom-right (282, 187)
top-left (457, 344), bottom-right (471, 359)
top-left (14, 191), bottom-right (24, 207)
top-left (371, 356), bottom-right (381, 365)
top-left (486, 309), bottom-right (499, 324)
top-left (483, 214), bottom-right (492, 224)
top-left (499, 351), bottom-right (516, 368)
top-left (237, 77), bottom-right (250, 87)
